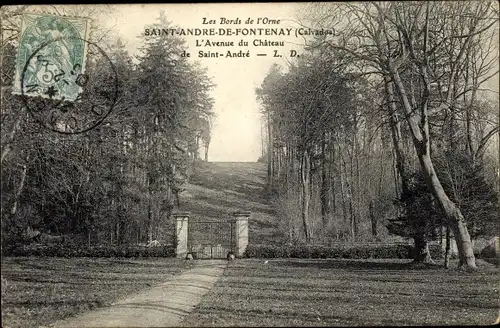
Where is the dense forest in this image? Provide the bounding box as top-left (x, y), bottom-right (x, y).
top-left (1, 7), bottom-right (214, 248)
top-left (1, 3), bottom-right (498, 270)
top-left (257, 2), bottom-right (499, 268)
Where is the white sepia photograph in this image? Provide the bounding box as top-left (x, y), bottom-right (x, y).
top-left (1, 2), bottom-right (499, 327)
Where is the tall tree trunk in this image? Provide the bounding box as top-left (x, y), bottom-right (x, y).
top-left (465, 107), bottom-right (475, 160)
top-left (347, 149), bottom-right (357, 241)
top-left (390, 65), bottom-right (477, 269)
top-left (147, 193), bottom-right (153, 243)
top-left (10, 159), bottom-right (29, 219)
top-left (110, 199), bottom-right (115, 245)
top-left (1, 115), bottom-right (22, 165)
top-left (349, 196), bottom-right (356, 241)
top-left (285, 141), bottom-right (290, 192)
top-left (261, 121), bottom-right (266, 159)
top-left (384, 78), bottom-right (411, 197)
top-left (420, 152), bottom-right (475, 266)
top-left (300, 149), bottom-right (311, 242)
top-left (444, 226), bottom-right (451, 269)
top-left (267, 112), bottom-right (273, 187)
top-left (339, 145), bottom-right (349, 228)
top-left (277, 146), bottom-right (282, 179)
top-left (392, 151), bottom-right (400, 197)
top-left (353, 118), bottom-right (361, 239)
top-left (204, 140), bottom-right (210, 162)
top-left (320, 133), bottom-right (330, 229)
top-left (329, 133), bottom-right (336, 213)
top-left (369, 199), bottom-right (377, 239)
top-left (115, 222), bottom-right (121, 245)
top-left (193, 135), bottom-right (200, 167)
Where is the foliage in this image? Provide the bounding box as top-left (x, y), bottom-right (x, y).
top-left (257, 52), bottom-right (389, 243)
top-left (277, 1), bottom-right (500, 268)
top-left (387, 172), bottom-right (444, 243)
top-left (1, 8), bottom-right (215, 251)
top-left (244, 243), bottom-right (414, 259)
top-left (437, 152), bottom-right (500, 238)
top-left (4, 244), bottom-right (176, 258)
top-left (387, 153), bottom-right (499, 242)
top-left (257, 2), bottom-right (498, 268)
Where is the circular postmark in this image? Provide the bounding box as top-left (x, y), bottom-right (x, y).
top-left (20, 36), bottom-right (118, 134)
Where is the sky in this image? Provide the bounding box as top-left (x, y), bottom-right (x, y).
top-left (100, 3), bottom-right (306, 162)
top-left (96, 3), bottom-right (498, 163)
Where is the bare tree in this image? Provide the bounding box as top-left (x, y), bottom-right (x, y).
top-left (304, 1), bottom-right (498, 268)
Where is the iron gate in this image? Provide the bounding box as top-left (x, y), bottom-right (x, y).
top-left (188, 220), bottom-right (235, 259)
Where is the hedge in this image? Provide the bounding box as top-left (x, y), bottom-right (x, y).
top-left (244, 243), bottom-right (446, 259)
top-left (4, 244), bottom-right (176, 258)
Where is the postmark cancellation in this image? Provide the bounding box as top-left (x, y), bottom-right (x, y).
top-left (13, 13), bottom-right (90, 102)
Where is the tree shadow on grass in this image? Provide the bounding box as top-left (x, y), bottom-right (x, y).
top-left (272, 259), bottom-right (444, 271)
top-left (7, 275), bottom-right (157, 285)
top-left (3, 299), bottom-right (106, 307)
top-left (193, 305), bottom-right (411, 326)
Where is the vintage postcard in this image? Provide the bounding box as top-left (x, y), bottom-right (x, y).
top-left (1, 2), bottom-right (499, 327)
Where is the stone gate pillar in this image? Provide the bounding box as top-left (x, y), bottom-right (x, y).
top-left (233, 211), bottom-right (250, 258)
top-left (173, 212), bottom-right (190, 259)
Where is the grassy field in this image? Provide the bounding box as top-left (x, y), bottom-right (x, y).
top-left (181, 258), bottom-right (499, 327)
top-left (1, 257), bottom-right (498, 327)
top-left (0, 257), bottom-right (194, 328)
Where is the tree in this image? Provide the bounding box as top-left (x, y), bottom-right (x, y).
top-left (1, 7), bottom-right (215, 250)
top-left (132, 11), bottom-right (215, 241)
top-left (257, 50), bottom-right (378, 243)
top-left (388, 149), bottom-right (499, 263)
top-left (388, 171), bottom-right (444, 263)
top-left (302, 1), bottom-right (498, 269)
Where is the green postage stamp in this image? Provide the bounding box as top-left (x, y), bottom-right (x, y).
top-left (13, 13), bottom-right (90, 101)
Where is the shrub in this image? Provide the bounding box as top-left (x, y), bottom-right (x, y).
top-left (4, 244), bottom-right (176, 258)
top-left (406, 244), bottom-right (454, 260)
top-left (244, 243), bottom-right (412, 259)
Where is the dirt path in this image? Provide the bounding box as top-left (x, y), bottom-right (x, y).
top-left (52, 260), bottom-right (226, 328)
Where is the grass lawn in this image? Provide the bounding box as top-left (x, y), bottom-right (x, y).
top-left (1, 256), bottom-right (194, 328)
top-left (181, 258), bottom-right (499, 327)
